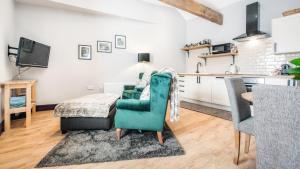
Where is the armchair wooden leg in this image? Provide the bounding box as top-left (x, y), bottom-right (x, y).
top-left (244, 134), bottom-right (251, 154)
top-left (233, 130), bottom-right (241, 165)
top-left (157, 132), bottom-right (164, 145)
top-left (164, 122), bottom-right (168, 128)
top-left (116, 128), bottom-right (122, 141)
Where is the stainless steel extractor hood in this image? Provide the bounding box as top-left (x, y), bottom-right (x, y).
top-left (233, 2), bottom-right (269, 42)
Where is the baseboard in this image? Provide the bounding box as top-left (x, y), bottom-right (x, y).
top-left (180, 98), bottom-right (231, 111)
top-left (36, 104), bottom-right (57, 111)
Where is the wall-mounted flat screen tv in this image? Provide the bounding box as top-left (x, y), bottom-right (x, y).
top-left (16, 37), bottom-right (51, 68)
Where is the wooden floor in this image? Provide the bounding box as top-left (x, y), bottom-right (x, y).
top-left (0, 108), bottom-right (256, 169)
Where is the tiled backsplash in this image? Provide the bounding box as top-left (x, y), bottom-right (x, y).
top-left (185, 38), bottom-right (300, 75)
top-left (236, 38), bottom-right (299, 74)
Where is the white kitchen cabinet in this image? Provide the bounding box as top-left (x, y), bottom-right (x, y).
top-left (211, 77), bottom-right (231, 106)
top-left (197, 76), bottom-right (213, 103)
top-left (184, 76), bottom-right (199, 100)
top-left (180, 75), bottom-right (229, 105)
top-left (272, 13), bottom-right (300, 54)
top-left (182, 76), bottom-right (213, 103)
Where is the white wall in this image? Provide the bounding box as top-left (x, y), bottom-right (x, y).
top-left (0, 0), bottom-right (15, 123)
top-left (186, 0), bottom-right (300, 74)
top-left (15, 2), bottom-right (186, 105)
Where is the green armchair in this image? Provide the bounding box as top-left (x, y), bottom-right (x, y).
top-left (122, 73), bottom-right (144, 99)
top-left (115, 73), bottom-right (172, 144)
top-left (122, 71), bottom-right (157, 99)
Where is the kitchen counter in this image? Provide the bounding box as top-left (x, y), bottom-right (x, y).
top-left (178, 73), bottom-right (295, 79)
top-left (178, 72), bottom-right (296, 112)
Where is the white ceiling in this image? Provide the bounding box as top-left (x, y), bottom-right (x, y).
top-left (16, 0), bottom-right (243, 21)
top-left (141, 0), bottom-right (243, 20)
top-left (195, 0), bottom-right (243, 10)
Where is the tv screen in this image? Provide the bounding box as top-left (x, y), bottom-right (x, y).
top-left (16, 37), bottom-right (51, 68)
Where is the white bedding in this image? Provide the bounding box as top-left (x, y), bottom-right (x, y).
top-left (53, 93), bottom-right (120, 118)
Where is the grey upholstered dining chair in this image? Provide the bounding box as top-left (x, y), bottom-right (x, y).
top-left (253, 85), bottom-right (300, 169)
top-left (225, 77), bottom-right (254, 165)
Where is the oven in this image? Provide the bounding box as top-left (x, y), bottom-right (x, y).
top-left (242, 77), bottom-right (265, 92)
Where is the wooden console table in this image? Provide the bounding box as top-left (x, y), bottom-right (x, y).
top-left (1, 80), bottom-right (36, 131)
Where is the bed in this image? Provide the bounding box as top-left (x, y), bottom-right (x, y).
top-left (53, 93), bottom-right (120, 133)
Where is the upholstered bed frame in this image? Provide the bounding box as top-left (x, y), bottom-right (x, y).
top-left (60, 104), bottom-right (116, 134)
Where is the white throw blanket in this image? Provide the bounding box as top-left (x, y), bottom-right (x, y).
top-left (158, 67), bottom-right (180, 122)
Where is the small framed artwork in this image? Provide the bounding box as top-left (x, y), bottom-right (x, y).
top-left (78, 45), bottom-right (92, 60)
top-left (115, 35), bottom-right (126, 49)
top-left (97, 41), bottom-right (112, 53)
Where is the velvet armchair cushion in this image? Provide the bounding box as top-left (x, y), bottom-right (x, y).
top-left (122, 71), bottom-right (158, 100)
top-left (122, 89), bottom-right (142, 99)
top-left (116, 99), bottom-right (150, 111)
top-left (135, 87), bottom-right (144, 92)
top-left (124, 85), bottom-right (135, 90)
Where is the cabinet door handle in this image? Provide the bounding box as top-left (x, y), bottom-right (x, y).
top-left (198, 76), bottom-right (201, 84)
top-left (179, 90), bottom-right (185, 92)
top-left (179, 85), bottom-right (185, 87)
top-left (274, 42), bottom-right (277, 53)
top-left (179, 80), bottom-right (185, 82)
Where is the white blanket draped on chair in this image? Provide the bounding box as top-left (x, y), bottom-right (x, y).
top-left (158, 67), bottom-right (180, 122)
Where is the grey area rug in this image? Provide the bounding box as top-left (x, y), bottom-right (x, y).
top-left (36, 128), bottom-right (184, 167)
top-left (180, 101), bottom-right (232, 121)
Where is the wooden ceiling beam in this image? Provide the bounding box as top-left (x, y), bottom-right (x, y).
top-left (159, 0), bottom-right (223, 25)
top-left (283, 8), bottom-right (300, 16)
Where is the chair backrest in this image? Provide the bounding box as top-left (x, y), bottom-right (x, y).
top-left (253, 85), bottom-right (300, 169)
top-left (150, 73), bottom-right (172, 121)
top-left (225, 78), bottom-right (251, 129)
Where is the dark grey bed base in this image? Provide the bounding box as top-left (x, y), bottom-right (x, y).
top-left (60, 106), bottom-right (116, 134)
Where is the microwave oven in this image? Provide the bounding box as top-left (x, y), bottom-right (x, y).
top-left (212, 43), bottom-right (233, 54)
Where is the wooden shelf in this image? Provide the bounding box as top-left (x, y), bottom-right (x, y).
top-left (182, 44), bottom-right (211, 57)
top-left (199, 52), bottom-right (238, 65)
top-left (182, 44), bottom-right (211, 51)
top-left (200, 52), bottom-right (238, 58)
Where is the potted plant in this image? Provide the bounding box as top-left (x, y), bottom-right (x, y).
top-left (288, 57), bottom-right (300, 80)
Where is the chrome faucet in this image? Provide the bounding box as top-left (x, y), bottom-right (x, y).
top-left (196, 62), bottom-right (202, 73)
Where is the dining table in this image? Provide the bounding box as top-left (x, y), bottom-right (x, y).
top-left (241, 92), bottom-right (253, 102)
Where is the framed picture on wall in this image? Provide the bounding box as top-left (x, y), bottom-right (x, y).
top-left (115, 35), bottom-right (126, 49)
top-left (97, 41), bottom-right (112, 53)
top-left (78, 45), bottom-right (92, 60)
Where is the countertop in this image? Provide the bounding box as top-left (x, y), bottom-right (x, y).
top-left (178, 73), bottom-right (295, 79)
